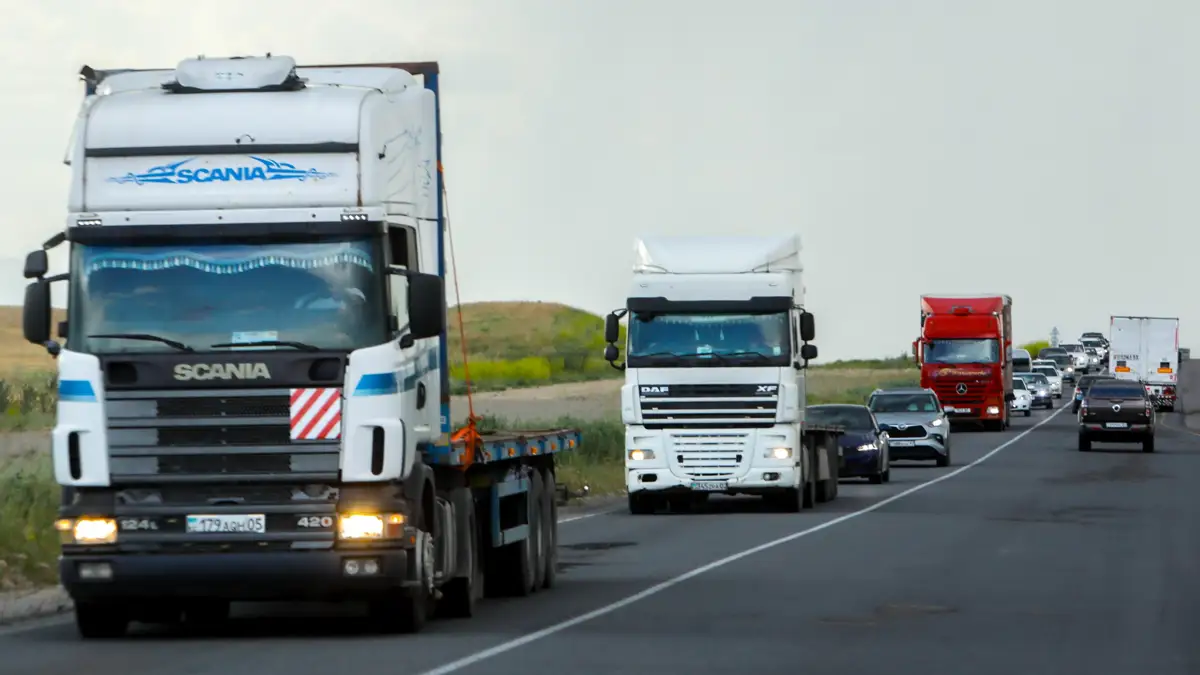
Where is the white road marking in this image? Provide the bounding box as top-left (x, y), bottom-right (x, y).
top-left (416, 405), bottom-right (1069, 675)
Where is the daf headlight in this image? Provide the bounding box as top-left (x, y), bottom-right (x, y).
top-left (56, 517), bottom-right (117, 545)
top-left (769, 447), bottom-right (792, 459)
top-left (627, 449), bottom-right (656, 461)
top-left (338, 513), bottom-right (405, 540)
top-left (856, 443), bottom-right (878, 452)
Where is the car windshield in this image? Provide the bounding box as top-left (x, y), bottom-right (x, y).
top-left (1080, 377), bottom-right (1115, 390)
top-left (627, 310), bottom-right (791, 366)
top-left (1012, 378), bottom-right (1028, 390)
top-left (869, 394), bottom-right (939, 413)
top-left (1033, 367), bottom-right (1057, 377)
top-left (1088, 385), bottom-right (1145, 399)
top-left (806, 406), bottom-right (875, 430)
top-left (1062, 344), bottom-right (1082, 352)
top-left (69, 239), bottom-right (388, 354)
top-left (923, 338), bottom-right (1000, 364)
top-left (1019, 374), bottom-right (1049, 385)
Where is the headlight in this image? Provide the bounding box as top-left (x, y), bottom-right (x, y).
top-left (56, 517), bottom-right (118, 545)
top-left (338, 513), bottom-right (405, 540)
top-left (770, 447), bottom-right (792, 460)
top-left (628, 449), bottom-right (656, 461)
top-left (930, 418), bottom-right (943, 427)
top-left (856, 443), bottom-right (878, 452)
top-left (986, 406), bottom-right (1000, 415)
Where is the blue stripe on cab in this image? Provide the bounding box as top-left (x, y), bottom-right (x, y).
top-left (59, 379), bottom-right (97, 403)
top-left (354, 372), bottom-right (399, 397)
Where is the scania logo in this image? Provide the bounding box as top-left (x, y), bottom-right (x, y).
top-left (956, 383), bottom-right (968, 395)
top-left (640, 386), bottom-right (668, 394)
top-left (174, 363), bottom-right (272, 381)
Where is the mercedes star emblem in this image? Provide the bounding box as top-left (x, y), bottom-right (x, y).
top-left (956, 383), bottom-right (968, 395)
top-left (1112, 404), bottom-right (1121, 412)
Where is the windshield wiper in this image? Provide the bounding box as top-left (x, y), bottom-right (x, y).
top-left (209, 340), bottom-right (321, 352)
top-left (88, 333), bottom-right (194, 352)
top-left (720, 350), bottom-right (777, 361)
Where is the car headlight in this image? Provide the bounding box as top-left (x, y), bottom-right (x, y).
top-left (56, 517), bottom-right (118, 545)
top-left (338, 513), bottom-right (405, 540)
top-left (769, 447), bottom-right (792, 459)
top-left (628, 449), bottom-right (656, 461)
top-left (856, 443), bottom-right (878, 452)
top-left (930, 418), bottom-right (943, 427)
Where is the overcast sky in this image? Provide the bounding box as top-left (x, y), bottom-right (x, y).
top-left (0, 0), bottom-right (1194, 360)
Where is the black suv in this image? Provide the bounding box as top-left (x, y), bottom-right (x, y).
top-left (1072, 373), bottom-right (1117, 413)
top-left (1078, 380), bottom-right (1156, 453)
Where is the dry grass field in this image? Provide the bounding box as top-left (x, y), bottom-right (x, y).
top-left (0, 307), bottom-right (65, 375)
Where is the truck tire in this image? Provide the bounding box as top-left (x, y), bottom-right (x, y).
top-left (437, 510), bottom-right (482, 619)
top-left (767, 485), bottom-right (803, 513)
top-left (75, 600), bottom-right (131, 639)
top-left (370, 508), bottom-right (433, 634)
top-left (529, 471), bottom-right (547, 592)
top-left (540, 467), bottom-right (558, 590)
top-left (628, 493), bottom-right (656, 515)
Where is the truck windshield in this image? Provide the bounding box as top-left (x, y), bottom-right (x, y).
top-left (627, 311), bottom-right (790, 366)
top-left (923, 338), bottom-right (1000, 364)
top-left (69, 239), bottom-right (388, 354)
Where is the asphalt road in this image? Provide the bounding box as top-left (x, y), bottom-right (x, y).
top-left (3, 398), bottom-right (1200, 674)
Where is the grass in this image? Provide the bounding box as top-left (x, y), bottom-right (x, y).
top-left (0, 451), bottom-right (59, 590)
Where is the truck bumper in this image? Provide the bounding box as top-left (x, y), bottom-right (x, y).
top-left (61, 549), bottom-right (411, 603)
top-left (626, 466), bottom-right (800, 496)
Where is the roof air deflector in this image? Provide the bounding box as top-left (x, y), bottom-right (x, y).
top-left (163, 54), bottom-right (307, 94)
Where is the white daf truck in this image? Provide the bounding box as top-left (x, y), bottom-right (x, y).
top-left (22, 55), bottom-right (579, 639)
top-left (602, 235), bottom-right (843, 514)
top-left (1109, 315), bottom-right (1180, 411)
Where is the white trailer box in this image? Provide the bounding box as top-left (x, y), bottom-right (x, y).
top-left (1109, 315), bottom-right (1179, 410)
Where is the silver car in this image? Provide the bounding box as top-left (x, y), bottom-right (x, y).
top-left (867, 388), bottom-right (952, 468)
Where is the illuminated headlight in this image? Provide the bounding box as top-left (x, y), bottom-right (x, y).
top-left (770, 447), bottom-right (792, 460)
top-left (627, 449), bottom-right (656, 461)
top-left (1067, 367), bottom-right (1074, 372)
top-left (986, 406), bottom-right (1000, 415)
top-left (56, 517), bottom-right (117, 545)
top-left (856, 443), bottom-right (878, 452)
top-left (930, 418), bottom-right (943, 427)
top-left (338, 513), bottom-right (404, 540)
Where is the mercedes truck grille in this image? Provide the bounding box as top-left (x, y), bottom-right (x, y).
top-left (639, 383), bottom-right (778, 429)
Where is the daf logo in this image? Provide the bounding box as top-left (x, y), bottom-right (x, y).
top-left (174, 363), bottom-right (272, 381)
top-left (640, 386), bottom-right (668, 394)
top-left (756, 385), bottom-right (778, 393)
top-left (956, 383), bottom-right (968, 395)
top-left (1112, 403), bottom-right (1121, 412)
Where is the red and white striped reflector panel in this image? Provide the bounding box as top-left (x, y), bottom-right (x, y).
top-left (290, 388), bottom-right (342, 441)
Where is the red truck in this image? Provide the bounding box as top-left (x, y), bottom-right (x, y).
top-left (913, 294), bottom-right (1014, 431)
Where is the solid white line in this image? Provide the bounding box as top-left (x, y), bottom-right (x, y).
top-left (415, 405), bottom-right (1069, 675)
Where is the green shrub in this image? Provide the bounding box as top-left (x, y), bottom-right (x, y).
top-left (0, 453), bottom-right (59, 589)
top-left (1020, 340), bottom-right (1051, 356)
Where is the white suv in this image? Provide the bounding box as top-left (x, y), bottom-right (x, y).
top-left (1031, 360), bottom-right (1064, 398)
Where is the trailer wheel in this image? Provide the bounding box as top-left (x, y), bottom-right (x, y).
top-left (437, 510), bottom-right (481, 619)
top-left (529, 470), bottom-right (547, 592)
top-left (75, 601), bottom-right (130, 639)
top-left (540, 467), bottom-right (558, 589)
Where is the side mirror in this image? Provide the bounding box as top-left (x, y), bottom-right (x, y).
top-left (799, 311), bottom-right (815, 342)
top-left (800, 343), bottom-right (818, 361)
top-left (603, 344), bottom-right (619, 362)
top-left (604, 313), bottom-right (620, 344)
top-left (23, 250), bottom-right (48, 279)
top-left (23, 280), bottom-right (52, 345)
top-left (911, 340), bottom-right (918, 356)
top-left (406, 272), bottom-right (445, 340)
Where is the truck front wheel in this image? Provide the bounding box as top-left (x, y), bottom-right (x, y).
top-left (75, 600), bottom-right (131, 639)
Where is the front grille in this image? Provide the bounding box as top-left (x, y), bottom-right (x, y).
top-left (639, 383), bottom-right (778, 429)
top-left (669, 430), bottom-right (751, 479)
top-left (931, 380), bottom-right (990, 406)
top-left (106, 388), bottom-right (340, 484)
top-left (880, 425), bottom-right (926, 439)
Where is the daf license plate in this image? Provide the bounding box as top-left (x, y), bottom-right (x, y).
top-left (186, 514), bottom-right (267, 534)
top-left (690, 481), bottom-right (727, 492)
top-left (1105, 422), bottom-right (1128, 429)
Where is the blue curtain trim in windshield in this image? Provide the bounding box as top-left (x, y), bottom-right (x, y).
top-left (82, 248), bottom-right (375, 276)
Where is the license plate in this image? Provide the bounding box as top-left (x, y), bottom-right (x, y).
top-left (1105, 422), bottom-right (1128, 429)
top-left (186, 514), bottom-right (267, 534)
top-left (689, 481), bottom-right (727, 492)
top-left (945, 407), bottom-right (971, 414)
top-left (891, 440), bottom-right (915, 447)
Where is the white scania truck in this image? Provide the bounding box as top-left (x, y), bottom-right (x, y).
top-left (1109, 315), bottom-right (1180, 411)
top-left (22, 55), bottom-right (579, 638)
top-left (602, 235), bottom-right (843, 514)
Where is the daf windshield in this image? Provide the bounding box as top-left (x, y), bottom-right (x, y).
top-left (627, 311), bottom-right (791, 367)
top-left (68, 239), bottom-right (388, 354)
top-left (923, 338), bottom-right (999, 364)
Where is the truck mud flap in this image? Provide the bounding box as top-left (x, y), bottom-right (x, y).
top-left (490, 475), bottom-right (530, 547)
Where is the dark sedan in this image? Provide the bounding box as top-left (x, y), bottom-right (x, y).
top-left (1072, 373), bottom-right (1117, 413)
top-left (806, 404), bottom-right (890, 484)
top-left (1078, 381), bottom-right (1156, 452)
